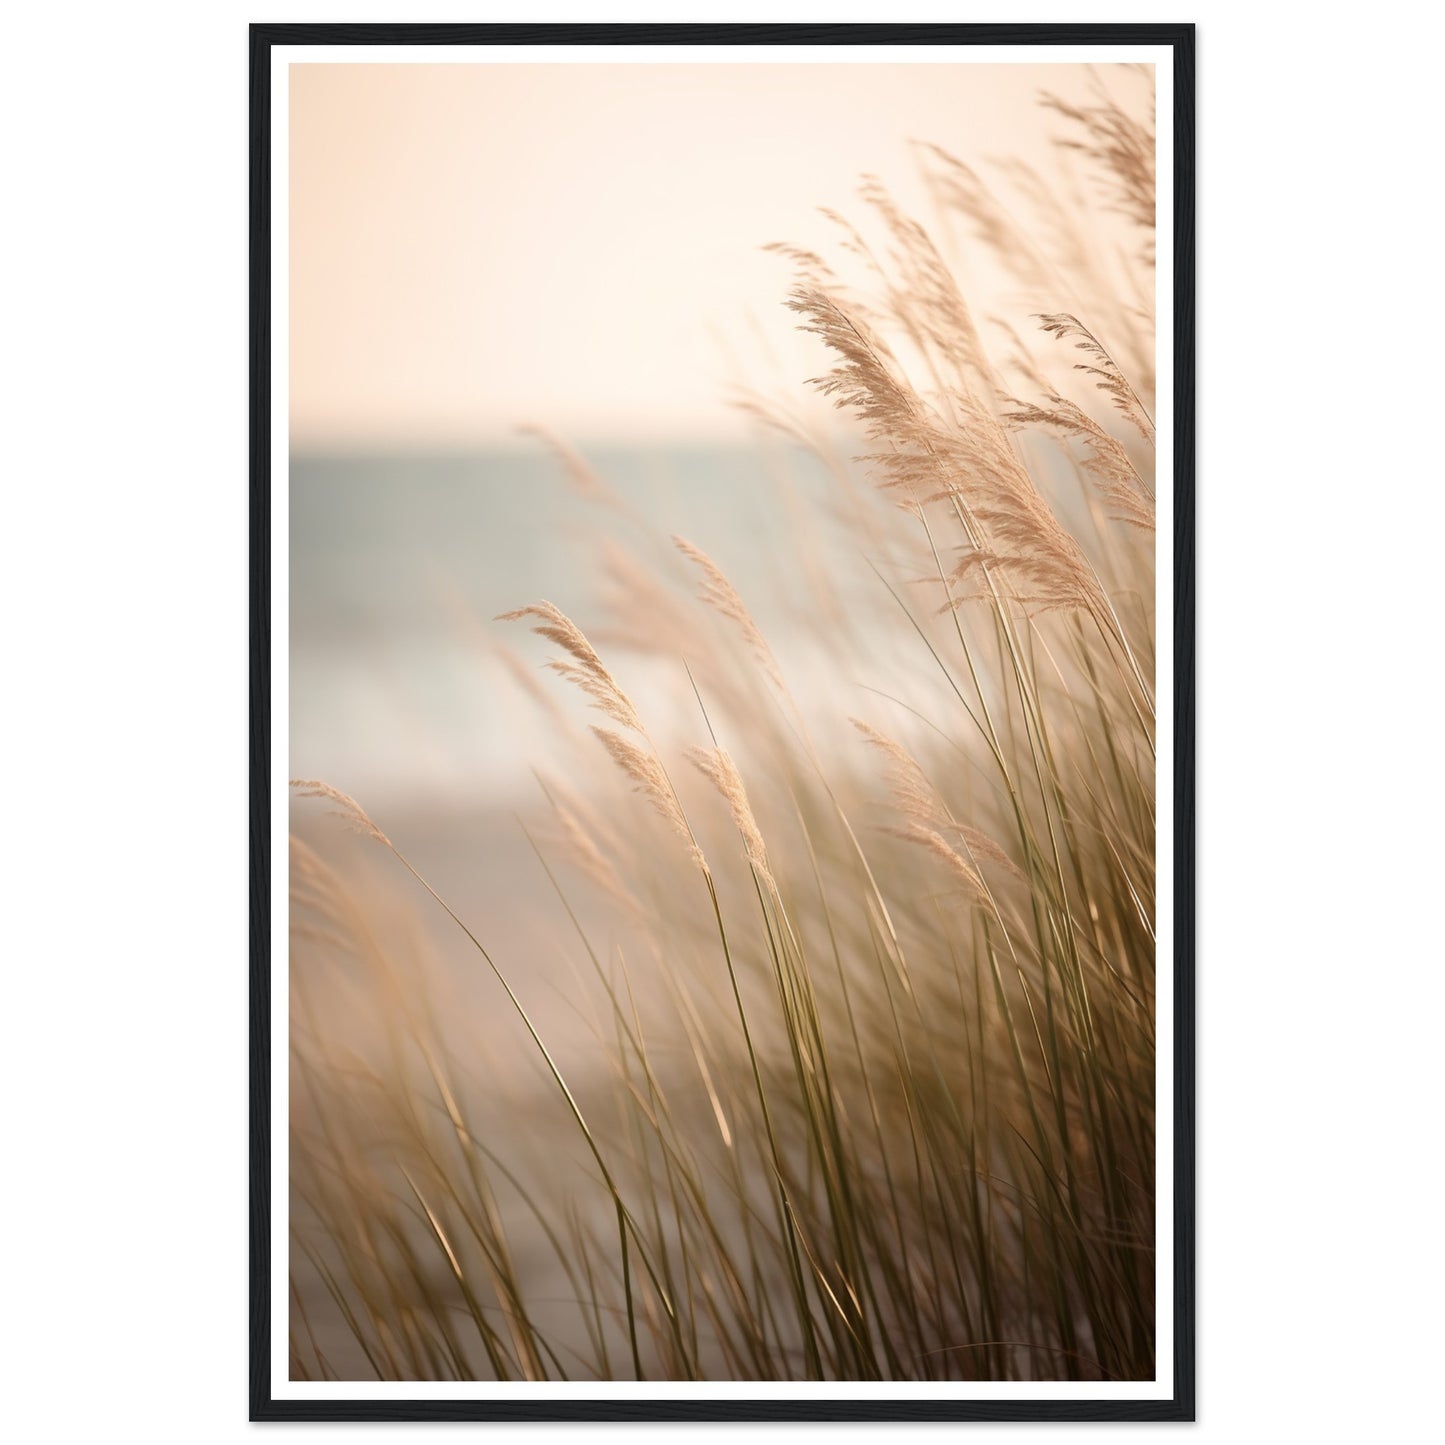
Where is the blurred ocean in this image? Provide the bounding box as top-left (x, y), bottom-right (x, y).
top-left (289, 442), bottom-right (868, 814)
top-left (288, 440), bottom-right (897, 1093)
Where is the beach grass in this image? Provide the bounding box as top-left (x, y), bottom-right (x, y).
top-left (287, 81), bottom-right (1159, 1383)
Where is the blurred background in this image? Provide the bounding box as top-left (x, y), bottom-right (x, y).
top-left (288, 59), bottom-right (1146, 817)
top-left (288, 51), bottom-right (1153, 1081)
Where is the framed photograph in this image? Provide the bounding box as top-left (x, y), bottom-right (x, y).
top-left (251, 22), bottom-right (1194, 1422)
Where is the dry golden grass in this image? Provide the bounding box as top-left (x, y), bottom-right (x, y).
top-left (288, 78), bottom-right (1159, 1383)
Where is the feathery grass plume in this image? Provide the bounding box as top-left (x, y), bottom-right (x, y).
top-left (1042, 88), bottom-right (1156, 256)
top-left (761, 239), bottom-right (837, 289)
top-left (497, 601), bottom-right (644, 733)
top-left (815, 199), bottom-right (934, 352)
top-left (948, 821), bottom-right (1023, 880)
top-left (883, 821), bottom-right (989, 906)
top-left (591, 726), bottom-right (704, 870)
top-left (915, 142), bottom-right (1055, 297)
top-left (672, 536), bottom-right (783, 688)
top-left (785, 284), bottom-right (909, 440)
top-left (787, 284), bottom-right (1107, 615)
top-left (852, 719), bottom-right (1021, 880)
top-left (937, 151), bottom-right (1094, 303)
top-left (773, 216), bottom-right (895, 335)
top-left (687, 747), bottom-right (775, 891)
top-left (763, 221), bottom-right (901, 464)
top-left (291, 779), bottom-right (390, 847)
top-left (857, 175), bottom-right (990, 390)
top-left (929, 448), bottom-right (1107, 617)
top-left (1035, 312), bottom-right (1154, 439)
top-left (1003, 152), bottom-right (1156, 378)
top-left (851, 718), bottom-right (939, 826)
top-left (1003, 395), bottom-right (1155, 530)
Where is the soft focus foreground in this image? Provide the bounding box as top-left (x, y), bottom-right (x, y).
top-left (289, 77), bottom-right (1158, 1382)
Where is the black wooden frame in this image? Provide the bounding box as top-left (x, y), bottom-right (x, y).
top-left (249, 22), bottom-right (1195, 1422)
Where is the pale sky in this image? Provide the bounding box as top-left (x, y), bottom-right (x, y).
top-left (289, 61), bottom-right (1146, 448)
